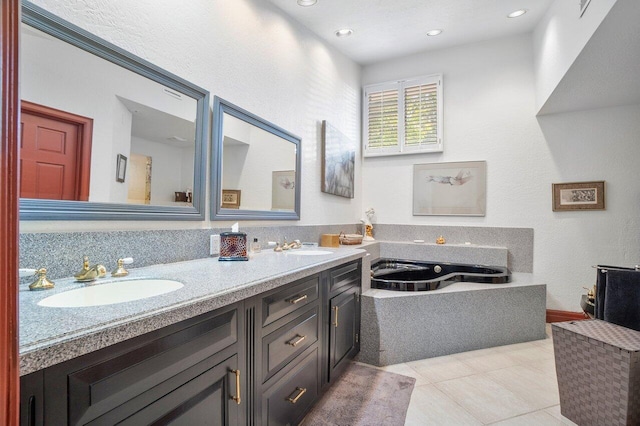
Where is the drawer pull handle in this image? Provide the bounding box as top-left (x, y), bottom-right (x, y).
top-left (230, 369), bottom-right (241, 405)
top-left (286, 334), bottom-right (306, 347)
top-left (333, 306), bottom-right (339, 328)
top-left (286, 387), bottom-right (307, 404)
top-left (288, 294), bottom-right (308, 304)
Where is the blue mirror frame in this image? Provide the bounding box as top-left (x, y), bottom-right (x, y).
top-left (211, 96), bottom-right (301, 221)
top-left (19, 1), bottom-right (210, 220)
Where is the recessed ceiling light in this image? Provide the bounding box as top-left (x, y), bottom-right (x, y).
top-left (297, 0), bottom-right (317, 6)
top-left (426, 29), bottom-right (442, 37)
top-left (335, 28), bottom-right (353, 37)
top-left (507, 9), bottom-right (528, 18)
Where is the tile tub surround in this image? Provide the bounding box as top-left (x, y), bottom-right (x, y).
top-left (371, 224), bottom-right (533, 272)
top-left (19, 224), bottom-right (360, 281)
top-left (359, 274), bottom-right (546, 366)
top-left (19, 247), bottom-right (366, 375)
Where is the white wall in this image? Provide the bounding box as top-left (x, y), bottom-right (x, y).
top-left (22, 0), bottom-right (362, 232)
top-left (533, 0), bottom-right (617, 112)
top-left (362, 34), bottom-right (640, 311)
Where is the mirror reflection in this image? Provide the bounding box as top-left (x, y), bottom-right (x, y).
top-left (21, 24), bottom-right (198, 207)
top-left (222, 113), bottom-right (296, 211)
top-left (212, 97), bottom-right (301, 221)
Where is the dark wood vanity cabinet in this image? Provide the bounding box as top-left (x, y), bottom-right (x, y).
top-left (20, 259), bottom-right (362, 426)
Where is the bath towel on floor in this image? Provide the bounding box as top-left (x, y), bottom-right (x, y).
top-left (601, 269), bottom-right (640, 332)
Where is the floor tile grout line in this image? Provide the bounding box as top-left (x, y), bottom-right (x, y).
top-left (483, 403), bottom-right (568, 426)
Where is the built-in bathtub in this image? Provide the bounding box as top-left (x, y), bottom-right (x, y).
top-left (360, 256), bottom-right (546, 366)
top-left (371, 258), bottom-right (510, 291)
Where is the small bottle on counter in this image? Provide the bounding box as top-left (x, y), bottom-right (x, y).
top-left (251, 238), bottom-right (261, 253)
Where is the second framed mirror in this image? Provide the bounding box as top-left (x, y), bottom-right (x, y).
top-left (211, 97), bottom-right (301, 221)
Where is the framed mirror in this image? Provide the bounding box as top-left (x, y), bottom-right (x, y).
top-left (19, 1), bottom-right (210, 220)
top-left (211, 97), bottom-right (301, 221)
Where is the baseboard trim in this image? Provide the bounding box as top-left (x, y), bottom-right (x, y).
top-left (546, 309), bottom-right (589, 323)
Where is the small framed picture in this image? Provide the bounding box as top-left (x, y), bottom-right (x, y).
top-left (552, 181), bottom-right (605, 211)
top-left (221, 189), bottom-right (241, 209)
top-left (116, 154), bottom-right (127, 183)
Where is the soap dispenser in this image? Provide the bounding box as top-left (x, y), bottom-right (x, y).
top-left (251, 238), bottom-right (261, 253)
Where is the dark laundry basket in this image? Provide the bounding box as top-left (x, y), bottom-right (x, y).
top-left (552, 319), bottom-right (640, 426)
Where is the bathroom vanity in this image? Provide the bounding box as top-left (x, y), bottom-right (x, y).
top-left (18, 249), bottom-right (364, 425)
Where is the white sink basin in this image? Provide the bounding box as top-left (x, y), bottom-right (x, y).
top-left (287, 250), bottom-right (333, 256)
top-left (38, 279), bottom-right (184, 308)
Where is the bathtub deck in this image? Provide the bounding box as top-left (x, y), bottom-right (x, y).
top-left (359, 273), bottom-right (546, 366)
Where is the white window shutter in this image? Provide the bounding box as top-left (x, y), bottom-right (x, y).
top-left (404, 80), bottom-right (439, 149)
top-left (366, 89), bottom-right (399, 150)
top-left (363, 74), bottom-right (443, 157)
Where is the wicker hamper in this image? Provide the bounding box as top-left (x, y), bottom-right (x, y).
top-left (552, 319), bottom-right (640, 426)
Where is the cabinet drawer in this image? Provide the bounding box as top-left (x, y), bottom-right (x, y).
top-left (263, 307), bottom-right (318, 383)
top-left (329, 261), bottom-right (360, 296)
top-left (263, 348), bottom-right (319, 426)
top-left (262, 275), bottom-right (319, 327)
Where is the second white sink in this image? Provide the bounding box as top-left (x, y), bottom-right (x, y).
top-left (38, 279), bottom-right (184, 308)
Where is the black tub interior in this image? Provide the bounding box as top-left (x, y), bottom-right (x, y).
top-left (371, 259), bottom-right (511, 291)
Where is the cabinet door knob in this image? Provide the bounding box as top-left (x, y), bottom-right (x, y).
top-left (286, 334), bottom-right (306, 347)
top-left (286, 387), bottom-right (307, 404)
top-left (287, 294), bottom-right (308, 304)
top-left (333, 305), bottom-right (339, 328)
top-left (230, 369), bottom-right (241, 405)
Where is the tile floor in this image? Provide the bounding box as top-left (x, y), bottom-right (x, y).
top-left (366, 324), bottom-right (577, 425)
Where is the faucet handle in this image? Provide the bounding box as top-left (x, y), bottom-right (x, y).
top-left (29, 268), bottom-right (55, 291)
top-left (19, 268), bottom-right (37, 278)
top-left (112, 257), bottom-right (133, 277)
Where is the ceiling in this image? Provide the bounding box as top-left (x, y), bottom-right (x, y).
top-left (266, 0), bottom-right (554, 65)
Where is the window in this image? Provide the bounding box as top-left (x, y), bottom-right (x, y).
top-left (363, 74), bottom-right (443, 157)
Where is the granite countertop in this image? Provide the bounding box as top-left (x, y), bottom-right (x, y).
top-left (19, 247), bottom-right (366, 375)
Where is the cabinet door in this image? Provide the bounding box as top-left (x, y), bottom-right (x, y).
top-left (43, 304), bottom-right (241, 425)
top-left (117, 354), bottom-right (241, 426)
top-left (328, 286), bottom-right (360, 381)
top-left (20, 371), bottom-right (43, 426)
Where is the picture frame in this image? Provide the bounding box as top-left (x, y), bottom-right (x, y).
top-left (221, 189), bottom-right (241, 209)
top-left (321, 120), bottom-right (355, 199)
top-left (115, 154), bottom-right (127, 183)
top-left (413, 161), bottom-right (487, 216)
top-left (552, 181), bottom-right (605, 211)
top-left (272, 170), bottom-right (295, 211)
